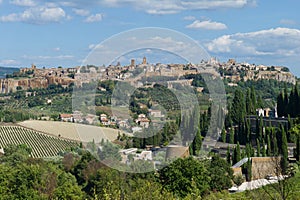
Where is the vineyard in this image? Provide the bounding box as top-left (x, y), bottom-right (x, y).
top-left (0, 126), bottom-right (78, 158)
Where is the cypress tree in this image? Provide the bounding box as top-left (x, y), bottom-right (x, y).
top-left (281, 125), bottom-right (288, 173)
top-left (192, 128), bottom-right (202, 156)
top-left (221, 128), bottom-right (226, 143)
top-left (230, 89), bottom-right (246, 126)
top-left (233, 142), bottom-right (241, 164)
top-left (262, 139), bottom-right (266, 157)
top-left (245, 119), bottom-right (251, 143)
top-left (225, 104), bottom-right (233, 128)
top-left (255, 117), bottom-right (259, 139)
top-left (256, 139), bottom-right (260, 157)
top-left (229, 128), bottom-right (235, 144)
top-left (246, 157), bottom-right (252, 181)
top-left (257, 94), bottom-right (263, 109)
top-left (246, 88), bottom-right (252, 115)
top-left (241, 149), bottom-right (246, 160)
top-left (232, 148), bottom-right (236, 165)
top-left (226, 146), bottom-right (231, 165)
top-left (189, 144), bottom-right (193, 156)
top-left (284, 86), bottom-right (289, 116)
top-left (296, 133), bottom-right (300, 161)
top-left (237, 142), bottom-right (241, 162)
top-left (273, 133), bottom-right (279, 156)
top-left (287, 115), bottom-right (292, 142)
top-left (245, 143), bottom-right (252, 158)
top-left (288, 88), bottom-right (295, 117)
top-left (277, 91), bottom-right (284, 117)
top-left (250, 86), bottom-right (257, 114)
top-left (266, 135), bottom-right (272, 156)
top-left (256, 116), bottom-right (263, 142)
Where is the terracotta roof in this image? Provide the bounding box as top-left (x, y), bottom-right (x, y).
top-left (60, 114), bottom-right (72, 118)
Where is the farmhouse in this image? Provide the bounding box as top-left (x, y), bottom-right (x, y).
top-left (232, 157), bottom-right (282, 180)
top-left (59, 114), bottom-right (73, 122)
top-left (135, 114), bottom-right (150, 128)
top-left (100, 114), bottom-right (108, 121)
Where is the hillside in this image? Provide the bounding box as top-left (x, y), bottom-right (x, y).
top-left (0, 66), bottom-right (19, 78)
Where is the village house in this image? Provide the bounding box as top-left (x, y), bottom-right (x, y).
top-left (135, 114), bottom-right (150, 128)
top-left (59, 113), bottom-right (73, 122)
top-left (99, 113), bottom-right (116, 126)
top-left (148, 109), bottom-right (164, 118)
top-left (101, 118), bottom-right (110, 126)
top-left (139, 118), bottom-right (150, 128)
top-left (256, 107), bottom-right (278, 118)
top-left (100, 114), bottom-right (108, 121)
top-left (232, 157), bottom-right (283, 180)
top-left (72, 111), bottom-right (83, 123)
top-left (85, 114), bottom-right (98, 124)
top-left (119, 148), bottom-right (153, 164)
top-left (117, 120), bottom-right (130, 128)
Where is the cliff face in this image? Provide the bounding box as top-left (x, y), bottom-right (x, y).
top-left (0, 76), bottom-right (75, 94)
top-left (242, 71), bottom-right (296, 84)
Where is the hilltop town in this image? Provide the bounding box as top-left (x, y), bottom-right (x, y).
top-left (0, 57), bottom-right (300, 199)
top-left (0, 57), bottom-right (296, 94)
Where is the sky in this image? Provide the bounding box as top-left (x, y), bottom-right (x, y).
top-left (1, 0), bottom-right (300, 76)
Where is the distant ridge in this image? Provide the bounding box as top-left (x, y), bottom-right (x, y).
top-left (0, 66), bottom-right (19, 78)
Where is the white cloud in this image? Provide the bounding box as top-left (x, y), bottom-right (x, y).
top-left (72, 8), bottom-right (90, 16)
top-left (181, 0), bottom-right (254, 9)
top-left (146, 9), bottom-right (179, 15)
top-left (49, 0), bottom-right (255, 15)
top-left (183, 16), bottom-right (195, 21)
top-left (22, 54), bottom-right (74, 60)
top-left (84, 13), bottom-right (103, 23)
top-left (110, 0), bottom-right (254, 14)
top-left (280, 19), bottom-right (296, 25)
top-left (53, 47), bottom-right (60, 51)
top-left (0, 0), bottom-right (3, 4)
top-left (10, 0), bottom-right (36, 7)
top-left (186, 20), bottom-right (227, 30)
top-left (0, 5), bottom-right (68, 24)
top-left (206, 27), bottom-right (300, 57)
top-left (0, 59), bottom-right (20, 65)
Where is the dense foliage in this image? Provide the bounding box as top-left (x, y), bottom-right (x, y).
top-left (0, 145), bottom-right (236, 199)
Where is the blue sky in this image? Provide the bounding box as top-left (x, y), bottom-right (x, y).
top-left (1, 0), bottom-right (300, 75)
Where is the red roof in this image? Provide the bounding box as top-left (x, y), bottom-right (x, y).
top-left (60, 114), bottom-right (72, 118)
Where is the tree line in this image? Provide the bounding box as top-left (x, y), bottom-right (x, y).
top-left (277, 83), bottom-right (300, 118)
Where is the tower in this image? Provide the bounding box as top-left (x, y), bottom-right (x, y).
top-left (142, 56), bottom-right (147, 65)
top-left (31, 64), bottom-right (37, 70)
top-left (131, 59), bottom-right (135, 67)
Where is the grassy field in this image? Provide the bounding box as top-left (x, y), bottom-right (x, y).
top-left (18, 120), bottom-right (131, 144)
top-left (96, 105), bottom-right (130, 119)
top-left (0, 125), bottom-right (77, 157)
